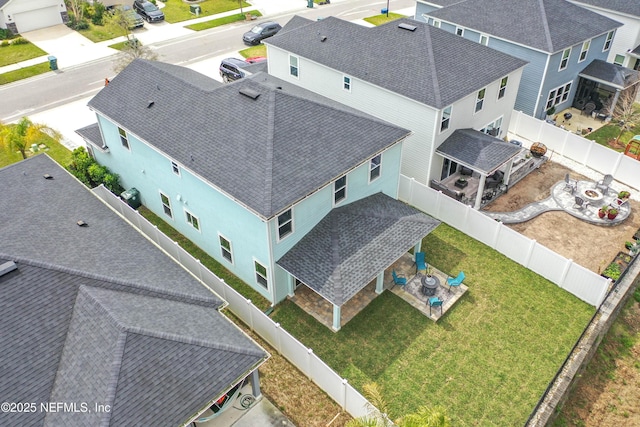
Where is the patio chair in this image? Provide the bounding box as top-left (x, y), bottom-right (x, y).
top-left (564, 173), bottom-right (576, 194)
top-left (582, 102), bottom-right (596, 116)
top-left (414, 252), bottom-right (426, 274)
top-left (392, 270), bottom-right (407, 288)
top-left (447, 271), bottom-right (465, 292)
top-left (596, 174), bottom-right (613, 195)
top-left (428, 297), bottom-right (443, 316)
top-left (573, 196), bottom-right (589, 210)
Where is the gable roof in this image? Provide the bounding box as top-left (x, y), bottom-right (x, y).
top-left (266, 16), bottom-right (527, 109)
top-left (87, 60), bottom-right (411, 219)
top-left (571, 0), bottom-right (640, 17)
top-left (428, 0), bottom-right (622, 53)
top-left (578, 59), bottom-right (640, 90)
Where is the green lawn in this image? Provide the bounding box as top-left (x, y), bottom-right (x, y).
top-left (272, 225), bottom-right (594, 425)
top-left (0, 62), bottom-right (50, 85)
top-left (162, 0), bottom-right (250, 24)
top-left (238, 44), bottom-right (266, 58)
top-left (586, 122), bottom-right (640, 152)
top-left (363, 12), bottom-right (407, 26)
top-left (0, 133), bottom-right (72, 169)
top-left (78, 19), bottom-right (129, 43)
top-left (0, 42), bottom-right (47, 67)
top-left (186, 10), bottom-right (261, 31)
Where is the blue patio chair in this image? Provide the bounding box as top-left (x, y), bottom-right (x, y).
top-left (392, 270), bottom-right (407, 288)
top-left (415, 252), bottom-right (426, 273)
top-left (447, 271), bottom-right (465, 292)
top-left (428, 297), bottom-right (443, 316)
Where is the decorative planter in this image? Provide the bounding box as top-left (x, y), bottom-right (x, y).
top-left (601, 252), bottom-right (634, 282)
top-left (598, 209), bottom-right (606, 219)
top-left (608, 210), bottom-right (618, 220)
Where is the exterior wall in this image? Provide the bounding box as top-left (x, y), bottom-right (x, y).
top-left (415, 1), bottom-right (442, 19)
top-left (267, 44), bottom-right (439, 184)
top-left (3, 0), bottom-right (65, 33)
top-left (91, 114), bottom-right (275, 303)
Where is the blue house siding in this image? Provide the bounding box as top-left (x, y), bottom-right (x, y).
top-left (92, 115), bottom-right (275, 303)
top-left (415, 2), bottom-right (442, 20)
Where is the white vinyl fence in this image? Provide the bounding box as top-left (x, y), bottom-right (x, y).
top-left (92, 185), bottom-right (372, 420)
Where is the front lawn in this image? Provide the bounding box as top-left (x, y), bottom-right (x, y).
top-left (78, 20), bottom-right (128, 43)
top-left (0, 42), bottom-right (47, 67)
top-left (272, 224), bottom-right (594, 425)
top-left (186, 10), bottom-right (262, 31)
top-left (238, 44), bottom-right (266, 58)
top-left (0, 62), bottom-right (50, 85)
top-left (162, 0), bottom-right (250, 24)
top-left (363, 12), bottom-right (406, 26)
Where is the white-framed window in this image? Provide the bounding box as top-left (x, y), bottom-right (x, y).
top-left (171, 161), bottom-right (180, 176)
top-left (498, 76), bottom-right (508, 99)
top-left (289, 55), bottom-right (299, 78)
top-left (160, 191), bottom-right (172, 219)
top-left (559, 48), bottom-right (571, 71)
top-left (475, 88), bottom-right (486, 113)
top-left (455, 27), bottom-right (464, 37)
top-left (603, 31), bottom-right (614, 51)
top-left (369, 154), bottom-right (381, 182)
top-left (334, 175), bottom-right (347, 204)
top-left (254, 260), bottom-right (268, 289)
top-left (185, 209), bottom-right (200, 231)
top-left (219, 234), bottom-right (233, 263)
top-left (614, 54), bottom-right (625, 66)
top-left (118, 127), bottom-right (129, 150)
top-left (480, 116), bottom-right (503, 137)
top-left (277, 209), bottom-right (293, 240)
top-left (343, 76), bottom-right (351, 92)
top-left (440, 105), bottom-right (452, 132)
top-left (579, 40), bottom-right (590, 62)
top-left (479, 34), bottom-right (488, 46)
top-left (432, 19), bottom-right (441, 28)
top-left (545, 82), bottom-right (572, 110)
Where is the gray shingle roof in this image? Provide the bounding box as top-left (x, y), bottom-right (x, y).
top-left (277, 193), bottom-right (440, 306)
top-left (428, 0), bottom-right (622, 53)
top-left (572, 0), bottom-right (640, 17)
top-left (87, 60), bottom-right (411, 219)
top-left (76, 122), bottom-right (103, 147)
top-left (579, 59), bottom-right (640, 89)
top-left (266, 16), bottom-right (527, 109)
top-left (435, 128), bottom-right (522, 174)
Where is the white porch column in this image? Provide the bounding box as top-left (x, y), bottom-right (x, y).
top-left (287, 274), bottom-right (295, 297)
top-left (332, 304), bottom-right (341, 331)
top-left (375, 271), bottom-right (384, 294)
top-left (610, 88), bottom-right (621, 115)
top-left (503, 160), bottom-right (514, 186)
top-left (474, 174), bottom-right (487, 209)
top-left (414, 242), bottom-right (421, 254)
top-left (250, 369), bottom-right (262, 398)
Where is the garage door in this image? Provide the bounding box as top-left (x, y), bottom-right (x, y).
top-left (14, 6), bottom-right (62, 33)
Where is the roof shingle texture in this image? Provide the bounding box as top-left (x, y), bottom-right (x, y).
top-left (579, 59), bottom-right (640, 89)
top-left (266, 16), bottom-right (527, 109)
top-left (572, 0), bottom-right (640, 17)
top-left (428, 0), bottom-right (622, 53)
top-left (87, 60), bottom-right (410, 218)
top-left (277, 193), bottom-right (440, 306)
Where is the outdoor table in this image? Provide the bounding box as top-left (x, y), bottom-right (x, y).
top-left (421, 275), bottom-right (440, 296)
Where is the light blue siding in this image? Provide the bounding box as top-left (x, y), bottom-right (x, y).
top-left (415, 2), bottom-right (442, 20)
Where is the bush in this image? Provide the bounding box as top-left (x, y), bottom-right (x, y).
top-left (0, 28), bottom-right (15, 40)
top-left (11, 37), bottom-right (29, 45)
top-left (92, 2), bottom-right (106, 25)
top-left (0, 40), bottom-right (9, 47)
top-left (67, 147), bottom-right (122, 193)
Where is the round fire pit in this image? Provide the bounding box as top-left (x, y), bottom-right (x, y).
top-left (421, 275), bottom-right (440, 296)
top-left (583, 188), bottom-right (604, 205)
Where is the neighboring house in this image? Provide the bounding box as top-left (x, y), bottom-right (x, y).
top-left (0, 0), bottom-right (67, 34)
top-left (0, 154), bottom-right (268, 426)
top-left (569, 0), bottom-right (640, 70)
top-left (264, 16), bottom-right (527, 207)
top-left (77, 59), bottom-right (439, 330)
top-left (416, 0), bottom-right (623, 119)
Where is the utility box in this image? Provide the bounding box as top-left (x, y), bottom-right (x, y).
top-left (121, 187), bottom-right (141, 209)
top-left (307, 0), bottom-right (313, 8)
top-left (190, 4), bottom-right (201, 16)
top-left (48, 56), bottom-right (58, 71)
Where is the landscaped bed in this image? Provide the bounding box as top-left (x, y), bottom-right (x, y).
top-left (272, 224), bottom-right (594, 425)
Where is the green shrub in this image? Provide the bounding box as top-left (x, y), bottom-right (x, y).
top-left (0, 40), bottom-right (9, 47)
top-left (67, 147), bottom-right (122, 193)
top-left (11, 37), bottom-right (29, 45)
top-left (0, 28), bottom-right (15, 40)
top-left (602, 263), bottom-right (621, 281)
top-left (92, 2), bottom-right (106, 25)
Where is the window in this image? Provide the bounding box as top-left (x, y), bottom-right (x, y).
top-left (545, 82), bottom-right (572, 110)
top-left (480, 117), bottom-right (503, 137)
top-left (579, 40), bottom-right (590, 62)
top-left (254, 261), bottom-right (268, 289)
top-left (603, 31), bottom-right (614, 51)
top-left (160, 192), bottom-right (172, 218)
top-left (171, 161), bottom-right (180, 176)
top-left (614, 54), bottom-right (625, 66)
top-left (185, 210), bottom-right (200, 231)
top-left (498, 76), bottom-right (508, 99)
top-left (369, 154), bottom-right (381, 182)
top-left (479, 34), bottom-right (488, 46)
top-left (277, 209), bottom-right (293, 240)
top-left (455, 27), bottom-right (464, 36)
top-left (559, 48), bottom-right (571, 71)
top-left (343, 76), bottom-right (351, 91)
top-left (334, 175), bottom-right (346, 204)
top-left (440, 106), bottom-right (452, 132)
top-left (289, 55), bottom-right (299, 77)
top-left (475, 88), bottom-right (485, 113)
top-left (219, 235), bottom-right (233, 263)
top-left (432, 19), bottom-right (441, 28)
top-left (118, 127), bottom-right (129, 150)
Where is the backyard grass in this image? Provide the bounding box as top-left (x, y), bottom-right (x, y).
top-left (162, 0), bottom-right (250, 24)
top-left (271, 224), bottom-right (595, 425)
top-left (586, 123), bottom-right (640, 152)
top-left (238, 44), bottom-right (266, 59)
top-left (363, 12), bottom-right (406, 26)
top-left (0, 42), bottom-right (47, 67)
top-left (185, 10), bottom-right (261, 31)
top-left (0, 133), bottom-right (72, 169)
top-left (0, 62), bottom-right (50, 85)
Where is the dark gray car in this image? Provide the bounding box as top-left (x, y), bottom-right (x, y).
top-left (242, 21), bottom-right (282, 45)
top-left (133, 0), bottom-right (164, 22)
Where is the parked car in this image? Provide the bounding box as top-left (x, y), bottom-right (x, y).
top-left (117, 5), bottom-right (144, 30)
top-left (133, 0), bottom-right (164, 22)
top-left (242, 21), bottom-right (282, 45)
top-left (219, 58), bottom-right (250, 83)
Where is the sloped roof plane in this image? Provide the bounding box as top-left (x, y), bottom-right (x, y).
top-left (571, 0), bottom-right (640, 17)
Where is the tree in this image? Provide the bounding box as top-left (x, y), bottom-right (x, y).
top-left (612, 87), bottom-right (640, 146)
top-left (0, 117), bottom-right (62, 159)
top-left (65, 0), bottom-right (88, 29)
top-left (110, 8), bottom-right (159, 73)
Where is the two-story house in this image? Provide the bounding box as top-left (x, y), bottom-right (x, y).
top-left (416, 0), bottom-right (623, 119)
top-left (77, 59), bottom-right (440, 331)
top-left (264, 16), bottom-right (527, 208)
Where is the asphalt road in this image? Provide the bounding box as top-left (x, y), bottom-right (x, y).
top-left (0, 0), bottom-right (415, 122)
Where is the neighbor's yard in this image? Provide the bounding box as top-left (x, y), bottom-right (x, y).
top-left (162, 0), bottom-right (250, 23)
top-left (0, 42), bottom-right (46, 67)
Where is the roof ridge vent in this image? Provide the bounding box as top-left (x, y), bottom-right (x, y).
top-left (398, 23), bottom-right (417, 32)
top-left (0, 261), bottom-right (17, 278)
top-left (239, 87), bottom-right (261, 100)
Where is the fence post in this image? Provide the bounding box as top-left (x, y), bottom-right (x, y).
top-left (341, 378), bottom-right (348, 410)
top-left (246, 299), bottom-right (254, 330)
top-left (559, 259), bottom-right (573, 290)
top-left (491, 220), bottom-right (502, 250)
top-left (307, 348), bottom-right (314, 377)
top-left (174, 241), bottom-right (182, 263)
top-left (275, 323), bottom-right (282, 353)
top-left (524, 239), bottom-right (536, 268)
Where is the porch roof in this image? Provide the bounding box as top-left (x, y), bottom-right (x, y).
top-left (435, 128), bottom-right (521, 175)
top-left (579, 59), bottom-right (640, 90)
top-left (276, 193), bottom-right (440, 307)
